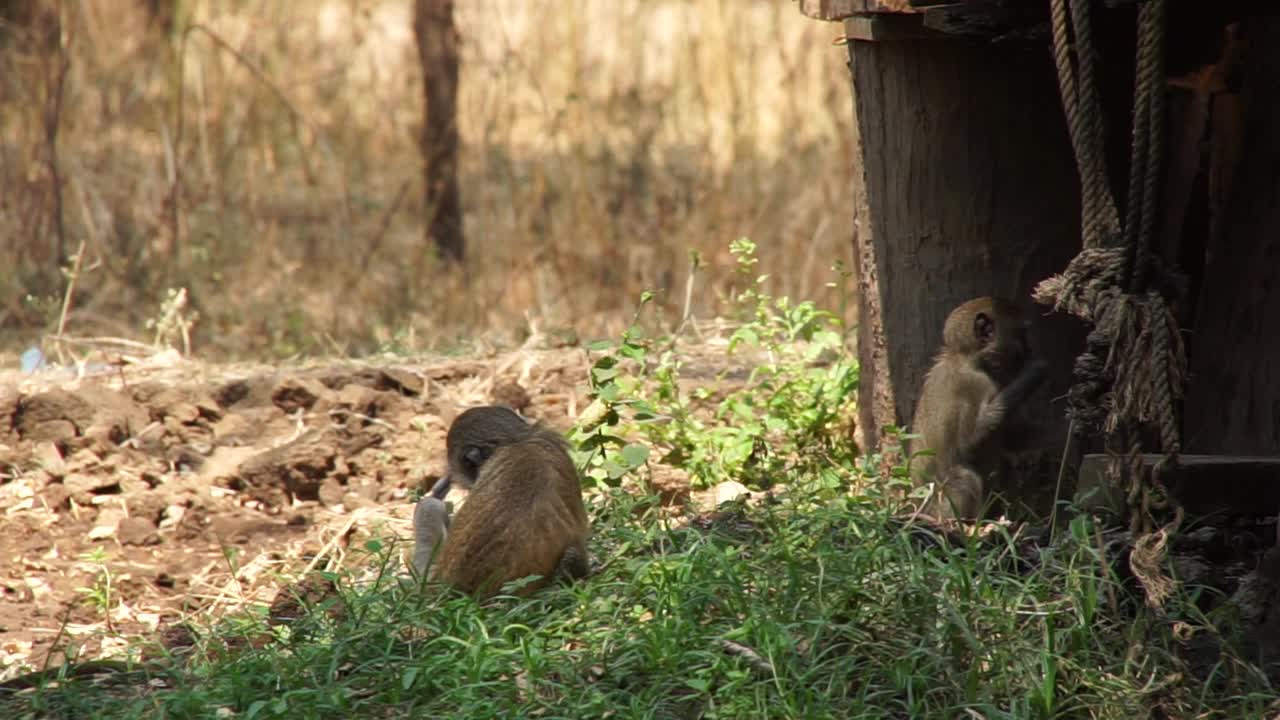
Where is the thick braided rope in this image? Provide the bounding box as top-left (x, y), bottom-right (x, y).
top-left (1125, 0), bottom-right (1167, 292)
top-left (1135, 0), bottom-right (1167, 294)
top-left (1069, 0), bottom-right (1121, 245)
top-left (1038, 0), bottom-right (1185, 612)
top-left (1122, 33), bottom-right (1152, 285)
top-left (1050, 0), bottom-right (1120, 249)
top-left (1049, 0), bottom-right (1083, 157)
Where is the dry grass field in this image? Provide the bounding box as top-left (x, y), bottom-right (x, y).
top-left (1, 0), bottom-right (855, 360)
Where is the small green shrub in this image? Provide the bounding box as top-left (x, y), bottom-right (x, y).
top-left (571, 238), bottom-right (859, 492)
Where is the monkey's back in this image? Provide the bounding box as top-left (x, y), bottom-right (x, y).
top-left (435, 435), bottom-right (589, 597)
top-left (909, 353), bottom-right (1001, 482)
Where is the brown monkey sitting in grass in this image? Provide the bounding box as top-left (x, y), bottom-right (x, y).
top-left (413, 406), bottom-right (591, 597)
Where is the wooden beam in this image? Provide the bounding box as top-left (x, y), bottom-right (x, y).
top-left (843, 14), bottom-right (938, 42)
top-left (1076, 454), bottom-right (1280, 518)
top-left (921, 2), bottom-right (1049, 42)
top-left (797, 0), bottom-right (918, 22)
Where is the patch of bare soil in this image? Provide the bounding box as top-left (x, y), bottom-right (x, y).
top-left (0, 346), bottom-right (603, 678)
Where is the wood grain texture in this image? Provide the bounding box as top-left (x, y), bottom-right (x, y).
top-left (797, 0), bottom-right (917, 22)
top-left (846, 38), bottom-right (1083, 461)
top-left (1185, 14), bottom-right (1280, 454)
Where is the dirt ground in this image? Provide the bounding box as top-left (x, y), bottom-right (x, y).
top-left (0, 342), bottom-right (662, 679)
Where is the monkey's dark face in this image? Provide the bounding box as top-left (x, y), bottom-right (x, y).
top-left (979, 315), bottom-right (1032, 384)
top-left (441, 405), bottom-right (535, 491)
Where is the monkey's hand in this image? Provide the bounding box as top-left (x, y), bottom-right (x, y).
top-left (975, 358), bottom-right (1049, 441)
top-left (554, 543), bottom-right (592, 583)
top-left (428, 474), bottom-right (452, 500)
top-left (412, 497), bottom-right (450, 579)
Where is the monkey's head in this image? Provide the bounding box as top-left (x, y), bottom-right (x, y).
top-left (942, 296), bottom-right (1032, 380)
top-left (432, 405), bottom-right (535, 498)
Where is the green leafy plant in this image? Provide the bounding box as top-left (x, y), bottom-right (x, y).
top-left (75, 546), bottom-right (116, 630)
top-left (571, 238), bottom-right (859, 492)
top-left (569, 292), bottom-right (659, 487)
top-left (9, 263), bottom-right (1276, 720)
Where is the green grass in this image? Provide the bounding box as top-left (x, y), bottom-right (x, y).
top-left (6, 247), bottom-right (1276, 719)
top-left (9, 489), bottom-right (1275, 719)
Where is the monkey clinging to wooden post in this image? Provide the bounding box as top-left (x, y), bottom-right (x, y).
top-left (908, 297), bottom-right (1047, 520)
top-left (413, 405), bottom-right (591, 598)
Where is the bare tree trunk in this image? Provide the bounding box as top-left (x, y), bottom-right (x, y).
top-left (413, 0), bottom-right (464, 263)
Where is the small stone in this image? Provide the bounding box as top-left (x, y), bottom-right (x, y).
top-left (341, 491), bottom-right (375, 510)
top-left (64, 449), bottom-right (103, 474)
top-left (379, 368), bottom-right (424, 396)
top-left (349, 475), bottom-right (380, 502)
top-left (65, 472), bottom-right (118, 503)
top-left (89, 508), bottom-right (126, 540)
top-left (40, 483), bottom-right (70, 511)
top-left (647, 469), bottom-right (691, 507)
top-left (127, 490), bottom-right (170, 523)
top-left (83, 423), bottom-right (127, 450)
top-left (211, 414), bottom-right (253, 444)
top-left (167, 403), bottom-right (202, 425)
top-left (117, 516), bottom-right (161, 546)
top-left (33, 442), bottom-right (66, 477)
top-left (712, 481), bottom-right (750, 507)
top-left (491, 381), bottom-right (531, 412)
top-left (214, 379), bottom-right (251, 408)
top-left (318, 477), bottom-right (346, 508)
top-left (335, 384), bottom-right (380, 413)
top-left (25, 419), bottom-right (77, 444)
top-left (158, 504), bottom-right (186, 529)
top-left (195, 399), bottom-right (223, 421)
top-left (271, 378), bottom-right (328, 413)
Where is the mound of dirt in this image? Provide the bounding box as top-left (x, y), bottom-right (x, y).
top-left (0, 350), bottom-right (591, 677)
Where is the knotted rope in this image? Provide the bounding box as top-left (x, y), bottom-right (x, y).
top-left (1037, 0), bottom-right (1186, 610)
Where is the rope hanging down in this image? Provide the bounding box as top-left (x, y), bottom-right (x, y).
top-left (1036, 0), bottom-right (1188, 610)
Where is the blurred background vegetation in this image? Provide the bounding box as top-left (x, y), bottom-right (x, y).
top-left (0, 0), bottom-right (855, 360)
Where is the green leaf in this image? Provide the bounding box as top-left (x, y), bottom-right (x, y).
top-left (592, 366), bottom-right (620, 382)
top-left (731, 327), bottom-right (759, 348)
top-left (619, 343), bottom-right (647, 362)
top-left (402, 666), bottom-right (419, 690)
top-left (686, 677), bottom-right (711, 692)
top-left (620, 443), bottom-right (650, 468)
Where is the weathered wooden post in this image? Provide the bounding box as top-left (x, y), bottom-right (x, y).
top-left (798, 0), bottom-right (1280, 515)
top-left (799, 2), bottom-right (1084, 487)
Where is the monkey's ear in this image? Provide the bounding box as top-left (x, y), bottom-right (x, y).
top-left (974, 311), bottom-right (995, 344)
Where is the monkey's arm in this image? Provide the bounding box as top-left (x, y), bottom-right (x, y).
top-left (973, 360), bottom-right (1048, 443)
top-left (412, 497), bottom-right (450, 578)
top-left (1000, 395), bottom-right (1047, 452)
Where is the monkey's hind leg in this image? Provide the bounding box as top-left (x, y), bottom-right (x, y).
top-left (934, 466), bottom-right (985, 521)
top-left (554, 542), bottom-right (591, 584)
top-left (412, 497), bottom-right (450, 579)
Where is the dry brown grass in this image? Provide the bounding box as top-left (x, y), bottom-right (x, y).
top-left (0, 0), bottom-right (855, 360)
